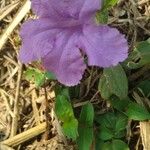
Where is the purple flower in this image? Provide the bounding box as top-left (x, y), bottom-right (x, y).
top-left (19, 0), bottom-right (128, 86)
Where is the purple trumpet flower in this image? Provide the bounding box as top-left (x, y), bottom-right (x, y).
top-left (19, 0), bottom-right (128, 86)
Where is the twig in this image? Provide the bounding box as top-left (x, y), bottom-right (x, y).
top-left (3, 55), bottom-right (19, 67)
top-left (0, 117), bottom-right (7, 127)
top-left (10, 63), bottom-right (23, 137)
top-left (1, 122), bottom-right (46, 147)
top-left (0, 89), bottom-right (14, 118)
top-left (52, 109), bottom-right (67, 145)
top-left (44, 85), bottom-right (51, 140)
top-left (73, 100), bottom-right (89, 108)
top-left (90, 91), bottom-right (100, 102)
top-left (138, 0), bottom-right (150, 5)
top-left (0, 0), bottom-right (31, 50)
top-left (135, 22), bottom-right (150, 35)
top-left (0, 144), bottom-right (15, 150)
top-left (140, 121), bottom-right (150, 150)
top-left (0, 1), bottom-right (20, 21)
top-left (31, 88), bottom-right (40, 125)
top-left (129, 65), bottom-right (150, 81)
top-left (3, 66), bottom-right (19, 86)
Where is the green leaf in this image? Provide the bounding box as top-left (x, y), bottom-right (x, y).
top-left (95, 0), bottom-right (120, 27)
top-left (24, 68), bottom-right (45, 87)
top-left (96, 9), bottom-right (109, 24)
top-left (99, 64), bottom-right (128, 99)
top-left (77, 126), bottom-right (93, 150)
top-left (24, 68), bottom-right (35, 80)
top-left (126, 102), bottom-right (150, 120)
top-left (55, 86), bottom-right (69, 99)
top-left (100, 141), bottom-right (112, 150)
top-left (79, 103), bottom-right (94, 126)
top-left (126, 40), bottom-right (150, 69)
top-left (98, 75), bottom-right (111, 99)
top-left (96, 140), bottom-right (129, 150)
top-left (103, 0), bottom-right (119, 9)
top-left (63, 118), bottom-right (78, 141)
top-left (111, 140), bottom-right (129, 150)
top-left (24, 68), bottom-right (57, 87)
top-left (34, 72), bottom-right (45, 87)
top-left (55, 95), bottom-right (74, 121)
top-left (96, 112), bottom-right (128, 140)
top-left (96, 0), bottom-right (118, 24)
top-left (96, 113), bottom-right (116, 128)
top-left (55, 88), bottom-right (78, 140)
top-left (45, 71), bottom-right (56, 80)
top-left (109, 96), bottom-right (130, 111)
top-left (137, 80), bottom-right (150, 97)
top-left (95, 138), bottom-right (105, 150)
top-left (115, 114), bottom-right (128, 132)
top-left (77, 103), bottom-right (94, 150)
top-left (69, 86), bottom-right (80, 99)
top-left (98, 126), bottom-right (114, 140)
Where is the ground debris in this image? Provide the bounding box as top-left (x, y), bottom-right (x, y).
top-left (0, 0), bottom-right (149, 150)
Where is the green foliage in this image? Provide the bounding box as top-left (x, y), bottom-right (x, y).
top-left (96, 0), bottom-right (119, 23)
top-left (55, 88), bottom-right (78, 140)
top-left (98, 74), bottom-right (110, 99)
top-left (63, 118), bottom-right (78, 141)
top-left (96, 9), bottom-right (109, 24)
top-left (55, 87), bottom-right (69, 100)
top-left (126, 40), bottom-right (150, 69)
top-left (77, 103), bottom-right (94, 150)
top-left (24, 68), bottom-right (56, 87)
top-left (96, 112), bottom-right (128, 140)
top-left (26, 37), bottom-right (150, 149)
top-left (96, 138), bottom-right (129, 150)
top-left (109, 97), bottom-right (150, 121)
top-left (126, 102), bottom-right (150, 121)
top-left (137, 80), bottom-right (150, 97)
top-left (99, 140), bottom-right (129, 150)
top-left (20, 0), bottom-right (150, 145)
top-left (109, 96), bottom-right (130, 111)
top-left (108, 96), bottom-right (150, 121)
top-left (45, 71), bottom-right (56, 80)
top-left (95, 139), bottom-right (105, 150)
top-left (111, 140), bottom-right (129, 150)
top-left (69, 86), bottom-right (80, 99)
top-left (24, 68), bottom-right (45, 87)
top-left (103, 0), bottom-right (119, 9)
top-left (98, 64), bottom-right (128, 100)
top-left (79, 103), bottom-right (94, 126)
top-left (55, 95), bottom-right (73, 121)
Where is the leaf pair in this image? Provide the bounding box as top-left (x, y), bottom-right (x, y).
top-left (55, 88), bottom-right (78, 140)
top-left (56, 94), bottom-right (95, 150)
top-left (96, 112), bottom-right (128, 141)
top-left (95, 112), bottom-right (129, 150)
top-left (110, 97), bottom-right (150, 121)
top-left (99, 64), bottom-right (150, 121)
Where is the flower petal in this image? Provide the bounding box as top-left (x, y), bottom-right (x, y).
top-left (31, 0), bottom-right (63, 20)
top-left (81, 25), bottom-right (128, 67)
top-left (50, 0), bottom-right (85, 19)
top-left (19, 19), bottom-right (61, 63)
top-left (42, 30), bottom-right (86, 86)
top-left (79, 0), bottom-right (102, 23)
top-left (32, 0), bottom-right (85, 20)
